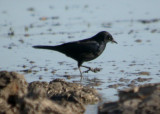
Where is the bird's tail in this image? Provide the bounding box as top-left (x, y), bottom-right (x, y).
top-left (33, 45), bottom-right (67, 54)
top-left (33, 45), bottom-right (59, 51)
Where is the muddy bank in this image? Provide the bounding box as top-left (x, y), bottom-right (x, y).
top-left (1, 71), bottom-right (160, 114)
top-left (98, 83), bottom-right (160, 114)
top-left (0, 71), bottom-right (100, 114)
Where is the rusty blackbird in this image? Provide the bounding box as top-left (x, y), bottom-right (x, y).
top-left (33, 31), bottom-right (117, 77)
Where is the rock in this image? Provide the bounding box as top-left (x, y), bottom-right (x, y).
top-left (48, 79), bottom-right (100, 104)
top-left (98, 83), bottom-right (160, 114)
top-left (21, 85), bottom-right (73, 114)
top-left (28, 78), bottom-right (100, 113)
top-left (0, 71), bottom-right (28, 114)
top-left (0, 71), bottom-right (100, 114)
top-left (136, 89), bottom-right (160, 114)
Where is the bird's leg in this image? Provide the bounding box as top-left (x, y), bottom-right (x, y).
top-left (78, 66), bottom-right (83, 78)
top-left (78, 62), bottom-right (83, 78)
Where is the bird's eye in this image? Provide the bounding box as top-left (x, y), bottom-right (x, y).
top-left (107, 34), bottom-right (112, 40)
top-left (109, 37), bottom-right (112, 40)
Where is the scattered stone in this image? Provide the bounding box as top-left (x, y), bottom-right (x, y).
top-left (139, 18), bottom-right (160, 24)
top-left (63, 75), bottom-right (71, 79)
top-left (119, 78), bottom-right (130, 83)
top-left (134, 77), bottom-right (152, 82)
top-left (120, 70), bottom-right (124, 72)
top-left (19, 39), bottom-right (24, 43)
top-left (131, 71), bottom-right (150, 76)
top-left (108, 83), bottom-right (125, 89)
top-left (51, 16), bottom-right (59, 20)
top-left (128, 80), bottom-right (137, 87)
top-left (44, 68), bottom-right (48, 71)
top-left (24, 33), bottom-right (30, 37)
top-left (146, 40), bottom-right (151, 42)
top-left (51, 70), bottom-right (56, 74)
top-left (8, 27), bottom-right (14, 36)
top-left (86, 78), bottom-right (103, 87)
top-left (128, 63), bottom-right (136, 66)
top-left (128, 30), bottom-right (134, 34)
top-left (29, 61), bottom-right (35, 64)
top-left (27, 7), bottom-right (35, 12)
top-left (20, 69), bottom-right (32, 73)
top-left (24, 26), bottom-right (29, 31)
top-left (39, 76), bottom-right (43, 80)
top-left (8, 32), bottom-right (14, 36)
top-left (39, 17), bottom-right (48, 21)
top-left (151, 29), bottom-right (157, 33)
top-left (101, 22), bottom-right (112, 28)
top-left (138, 72), bottom-right (150, 76)
top-left (135, 39), bottom-right (142, 43)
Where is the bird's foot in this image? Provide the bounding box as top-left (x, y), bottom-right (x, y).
top-left (82, 66), bottom-right (102, 73)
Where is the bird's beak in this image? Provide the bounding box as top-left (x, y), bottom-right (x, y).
top-left (111, 39), bottom-right (118, 44)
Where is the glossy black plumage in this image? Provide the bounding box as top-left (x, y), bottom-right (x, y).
top-left (33, 31), bottom-right (117, 77)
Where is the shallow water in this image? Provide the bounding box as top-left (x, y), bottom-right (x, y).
top-left (1, 0), bottom-right (160, 113)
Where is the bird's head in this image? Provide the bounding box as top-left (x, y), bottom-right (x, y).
top-left (95, 31), bottom-right (117, 44)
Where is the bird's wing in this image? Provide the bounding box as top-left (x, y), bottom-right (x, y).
top-left (62, 40), bottom-right (100, 53)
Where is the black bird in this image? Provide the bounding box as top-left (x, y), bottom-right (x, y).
top-left (33, 31), bottom-right (117, 77)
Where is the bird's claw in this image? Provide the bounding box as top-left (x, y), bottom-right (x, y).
top-left (83, 67), bottom-right (102, 73)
